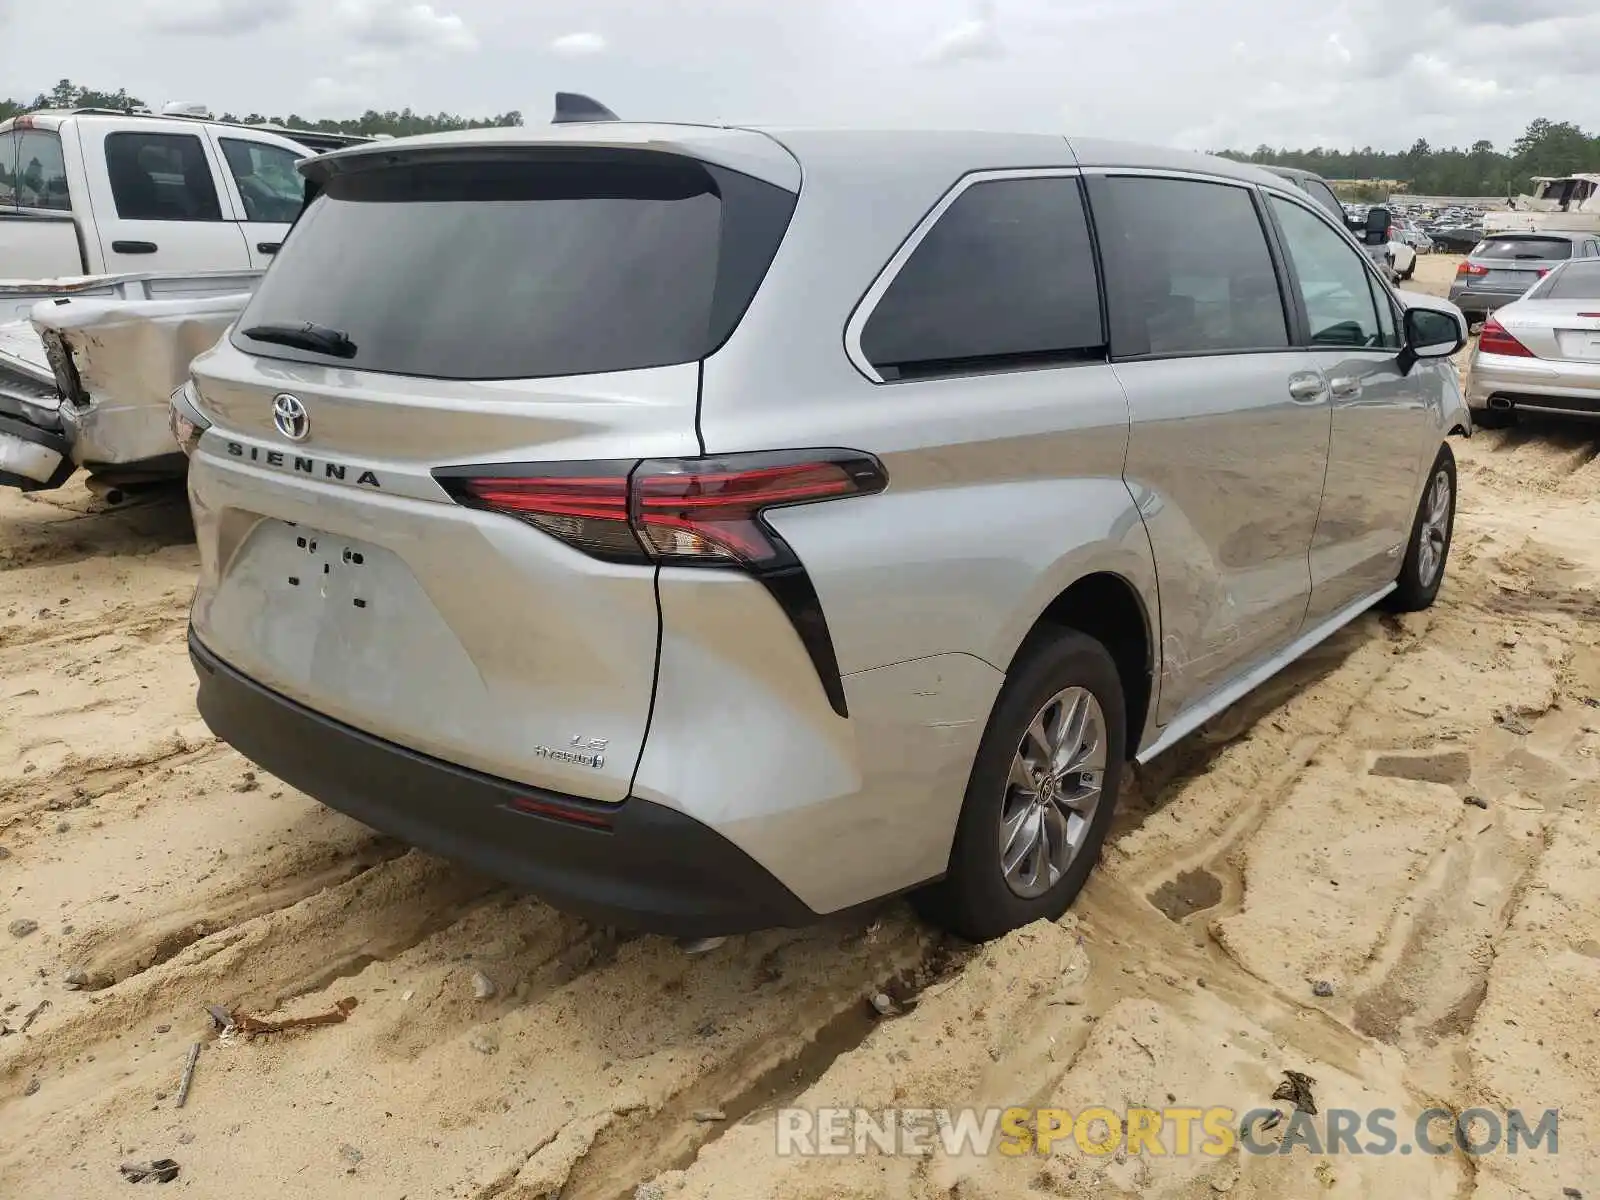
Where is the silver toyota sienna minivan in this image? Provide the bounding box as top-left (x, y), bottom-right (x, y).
top-left (174, 122), bottom-right (1472, 942)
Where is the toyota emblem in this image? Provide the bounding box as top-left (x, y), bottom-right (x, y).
top-left (272, 393), bottom-right (310, 442)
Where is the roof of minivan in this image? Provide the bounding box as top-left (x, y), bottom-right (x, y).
top-left (297, 121), bottom-right (1290, 195)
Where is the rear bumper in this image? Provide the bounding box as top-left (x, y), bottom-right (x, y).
top-left (1467, 352), bottom-right (1600, 417)
top-left (189, 629), bottom-right (817, 937)
top-left (1448, 285), bottom-right (1525, 316)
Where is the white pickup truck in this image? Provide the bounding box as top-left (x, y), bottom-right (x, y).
top-left (0, 107), bottom-right (368, 495)
top-left (0, 107), bottom-right (367, 276)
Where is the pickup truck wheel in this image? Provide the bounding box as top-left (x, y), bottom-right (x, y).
top-left (914, 629), bottom-right (1126, 942)
top-left (1384, 445), bottom-right (1456, 613)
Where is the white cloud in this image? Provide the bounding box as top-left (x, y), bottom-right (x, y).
top-left (550, 31), bottom-right (607, 57)
top-left (143, 0), bottom-right (298, 35)
top-left (921, 0), bottom-right (1003, 66)
top-left (334, 0), bottom-right (476, 51)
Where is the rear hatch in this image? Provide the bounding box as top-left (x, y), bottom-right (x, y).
top-left (1463, 235), bottom-right (1574, 292)
top-left (187, 140), bottom-right (798, 802)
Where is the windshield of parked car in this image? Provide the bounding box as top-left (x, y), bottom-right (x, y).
top-left (1473, 236), bottom-right (1574, 262)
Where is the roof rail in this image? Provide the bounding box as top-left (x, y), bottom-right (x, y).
top-left (61, 106), bottom-right (375, 151)
top-left (552, 92), bottom-right (619, 124)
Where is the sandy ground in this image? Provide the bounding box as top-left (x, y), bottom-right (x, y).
top-left (2, 251), bottom-right (1598, 1198)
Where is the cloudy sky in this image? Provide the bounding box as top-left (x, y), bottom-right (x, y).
top-left (2, 0), bottom-right (1597, 152)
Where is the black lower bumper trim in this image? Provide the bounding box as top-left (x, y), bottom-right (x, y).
top-left (189, 631), bottom-right (816, 937)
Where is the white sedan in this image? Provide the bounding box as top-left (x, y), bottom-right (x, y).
top-left (1388, 237), bottom-right (1418, 282)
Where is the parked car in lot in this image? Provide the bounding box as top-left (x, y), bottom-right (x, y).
top-left (1389, 236), bottom-right (1418, 282)
top-left (1394, 220), bottom-right (1434, 254)
top-left (1467, 258), bottom-right (1600, 426)
top-left (175, 123), bottom-right (1471, 942)
top-left (0, 107), bottom-right (336, 279)
top-left (1448, 231), bottom-right (1600, 323)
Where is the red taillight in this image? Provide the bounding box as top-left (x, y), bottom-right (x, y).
top-left (1478, 317), bottom-right (1533, 358)
top-left (1457, 262), bottom-right (1488, 276)
top-left (449, 468), bottom-right (639, 560)
top-left (440, 451), bottom-right (888, 570)
top-left (634, 459), bottom-right (867, 564)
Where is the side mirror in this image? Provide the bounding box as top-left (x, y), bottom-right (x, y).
top-left (1363, 206), bottom-right (1392, 247)
top-left (1398, 306), bottom-right (1465, 374)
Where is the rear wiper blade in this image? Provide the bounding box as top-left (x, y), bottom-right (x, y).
top-left (240, 321), bottom-right (357, 358)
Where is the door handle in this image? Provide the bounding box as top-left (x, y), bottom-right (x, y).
top-left (256, 242), bottom-right (281, 255)
top-left (111, 240), bottom-right (157, 254)
top-left (1329, 377), bottom-right (1362, 399)
top-left (1287, 376), bottom-right (1326, 403)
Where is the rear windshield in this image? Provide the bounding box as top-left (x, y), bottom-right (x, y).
top-left (232, 153), bottom-right (796, 380)
top-left (1531, 260), bottom-right (1600, 300)
top-left (1474, 236), bottom-right (1574, 262)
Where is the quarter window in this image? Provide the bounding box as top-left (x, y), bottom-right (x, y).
top-left (105, 132), bottom-right (223, 221)
top-left (15, 130), bottom-right (71, 212)
top-left (1094, 176), bottom-right (1289, 358)
top-left (1270, 195), bottom-right (1383, 349)
top-left (858, 176), bottom-right (1105, 380)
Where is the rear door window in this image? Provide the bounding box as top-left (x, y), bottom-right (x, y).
top-left (219, 138), bottom-right (305, 223)
top-left (1475, 236), bottom-right (1574, 262)
top-left (233, 153), bottom-right (797, 381)
top-left (15, 130), bottom-right (71, 211)
top-left (1269, 195), bottom-right (1382, 348)
top-left (104, 131), bottom-right (224, 221)
top-left (1092, 175), bottom-right (1289, 358)
top-left (859, 175), bottom-right (1105, 380)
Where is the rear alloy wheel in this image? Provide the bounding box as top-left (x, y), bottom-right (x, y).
top-left (1385, 444), bottom-right (1456, 612)
top-left (915, 630), bottom-right (1126, 942)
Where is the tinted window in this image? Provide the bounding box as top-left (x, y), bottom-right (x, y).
top-left (15, 130), bottom-right (71, 211)
top-left (234, 154), bottom-right (796, 381)
top-left (1302, 178), bottom-right (1346, 221)
top-left (0, 132), bottom-right (15, 208)
top-left (1270, 196), bottom-right (1382, 348)
top-left (1475, 236), bottom-right (1573, 262)
top-left (1534, 260), bottom-right (1600, 300)
top-left (860, 176), bottom-right (1103, 379)
top-left (1095, 176), bottom-right (1288, 358)
top-left (220, 138), bottom-right (304, 223)
top-left (105, 132), bottom-right (223, 221)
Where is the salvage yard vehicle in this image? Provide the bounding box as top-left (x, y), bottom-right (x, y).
top-left (0, 107), bottom-right (330, 279)
top-left (0, 104), bottom-right (337, 493)
top-left (0, 269), bottom-right (261, 493)
top-left (175, 120), bottom-right (1472, 942)
top-left (1448, 231), bottom-right (1600, 325)
top-left (1466, 257), bottom-right (1600, 427)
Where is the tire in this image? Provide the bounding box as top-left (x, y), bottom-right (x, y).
top-left (1384, 444), bottom-right (1456, 612)
top-left (1400, 265), bottom-right (1415, 281)
top-left (913, 629), bottom-right (1126, 942)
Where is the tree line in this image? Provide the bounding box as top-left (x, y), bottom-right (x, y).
top-left (7, 81), bottom-right (1597, 198)
top-left (1219, 118), bottom-right (1599, 200)
top-left (0, 80), bottom-right (522, 137)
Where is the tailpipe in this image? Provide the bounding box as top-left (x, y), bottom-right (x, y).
top-left (1488, 396), bottom-right (1513, 411)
